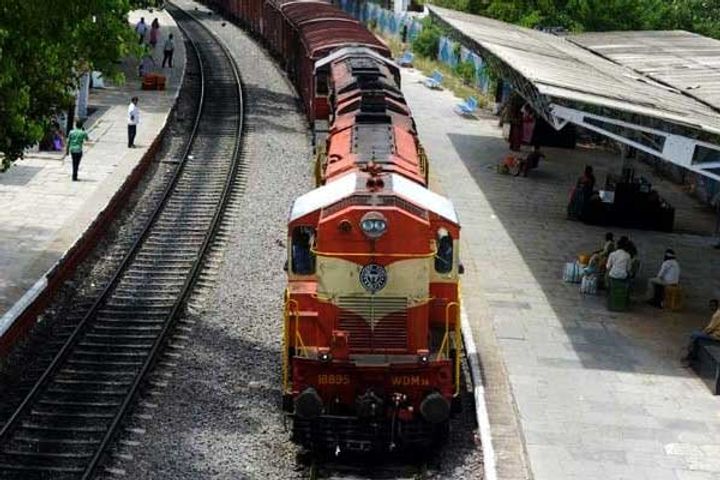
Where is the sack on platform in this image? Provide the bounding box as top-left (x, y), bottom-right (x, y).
top-left (580, 275), bottom-right (598, 294)
top-left (563, 261), bottom-right (582, 283)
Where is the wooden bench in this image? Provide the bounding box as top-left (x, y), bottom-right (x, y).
top-left (692, 338), bottom-right (720, 394)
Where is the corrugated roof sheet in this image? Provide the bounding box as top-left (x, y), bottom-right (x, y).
top-left (569, 30), bottom-right (720, 111)
top-left (428, 6), bottom-right (720, 136)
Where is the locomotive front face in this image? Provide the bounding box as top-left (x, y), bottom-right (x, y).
top-left (284, 172), bottom-right (461, 449)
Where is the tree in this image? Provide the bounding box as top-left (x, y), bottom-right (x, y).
top-left (0, 0), bottom-right (137, 169)
top-left (412, 16), bottom-right (442, 59)
top-left (428, 0), bottom-right (720, 38)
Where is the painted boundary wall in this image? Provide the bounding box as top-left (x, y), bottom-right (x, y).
top-left (338, 0), bottom-right (493, 94)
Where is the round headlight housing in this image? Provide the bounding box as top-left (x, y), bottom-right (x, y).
top-left (360, 212), bottom-right (387, 238)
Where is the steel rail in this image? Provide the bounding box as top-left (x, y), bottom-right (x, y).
top-left (0, 4), bottom-right (244, 478)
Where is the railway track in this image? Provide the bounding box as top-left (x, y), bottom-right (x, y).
top-left (307, 455), bottom-right (428, 480)
top-left (0, 6), bottom-right (243, 479)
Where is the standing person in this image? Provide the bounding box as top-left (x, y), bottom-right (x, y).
top-left (135, 17), bottom-right (148, 44)
top-left (67, 121), bottom-right (90, 181)
top-left (128, 97), bottom-right (140, 148)
top-left (149, 18), bottom-right (160, 49)
top-left (162, 33), bottom-right (175, 68)
top-left (648, 249), bottom-right (680, 308)
top-left (507, 98), bottom-right (523, 151)
top-left (567, 165), bottom-right (596, 219)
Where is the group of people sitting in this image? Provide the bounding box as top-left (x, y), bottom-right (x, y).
top-left (581, 232), bottom-right (681, 307)
top-left (581, 233), bottom-right (638, 287)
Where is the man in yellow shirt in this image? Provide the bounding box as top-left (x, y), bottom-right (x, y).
top-left (683, 299), bottom-right (720, 365)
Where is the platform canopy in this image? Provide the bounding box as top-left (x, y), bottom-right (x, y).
top-left (428, 6), bottom-right (720, 180)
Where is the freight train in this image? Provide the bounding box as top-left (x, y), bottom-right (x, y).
top-left (206, 0), bottom-right (463, 452)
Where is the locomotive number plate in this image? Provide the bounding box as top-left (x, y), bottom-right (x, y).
top-left (317, 374), bottom-right (350, 385)
top-left (359, 263), bottom-right (387, 293)
top-left (391, 375), bottom-right (430, 387)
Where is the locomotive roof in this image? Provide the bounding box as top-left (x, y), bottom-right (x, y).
top-left (290, 172), bottom-right (458, 223)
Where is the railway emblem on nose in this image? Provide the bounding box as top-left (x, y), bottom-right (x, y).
top-left (359, 263), bottom-right (387, 293)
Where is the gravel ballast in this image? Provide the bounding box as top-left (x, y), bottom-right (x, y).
top-left (112, 2), bottom-right (483, 478)
top-left (112, 1), bottom-right (311, 478)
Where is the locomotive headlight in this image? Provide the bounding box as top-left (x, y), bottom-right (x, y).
top-left (360, 213), bottom-right (387, 238)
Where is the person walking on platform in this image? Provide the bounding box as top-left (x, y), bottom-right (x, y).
top-left (162, 34), bottom-right (175, 68)
top-left (647, 248), bottom-right (680, 308)
top-left (135, 17), bottom-right (148, 44)
top-left (149, 18), bottom-right (160, 49)
top-left (67, 121), bottom-right (90, 181)
top-left (128, 96), bottom-right (140, 148)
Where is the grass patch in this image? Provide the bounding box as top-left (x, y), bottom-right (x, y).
top-left (374, 29), bottom-right (493, 108)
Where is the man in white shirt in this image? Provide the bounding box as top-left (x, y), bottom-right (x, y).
top-left (648, 249), bottom-right (680, 308)
top-left (606, 240), bottom-right (631, 280)
top-left (128, 96), bottom-right (140, 148)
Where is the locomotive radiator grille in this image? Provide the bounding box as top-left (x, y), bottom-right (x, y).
top-left (337, 296), bottom-right (407, 351)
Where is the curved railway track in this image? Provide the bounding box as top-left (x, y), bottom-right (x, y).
top-left (0, 6), bottom-right (243, 479)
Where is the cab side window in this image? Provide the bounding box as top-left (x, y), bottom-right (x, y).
top-left (291, 226), bottom-right (316, 275)
top-left (434, 229), bottom-right (453, 274)
top-left (316, 72), bottom-right (329, 95)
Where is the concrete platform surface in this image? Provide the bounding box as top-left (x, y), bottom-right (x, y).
top-left (402, 68), bottom-right (720, 480)
top-left (0, 9), bottom-right (186, 340)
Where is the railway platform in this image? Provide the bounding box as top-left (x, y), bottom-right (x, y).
top-left (0, 9), bottom-right (186, 355)
top-left (402, 69), bottom-right (720, 480)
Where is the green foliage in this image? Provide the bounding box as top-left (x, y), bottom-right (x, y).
top-left (454, 60), bottom-right (476, 85)
top-left (0, 0), bottom-right (136, 168)
top-left (428, 0), bottom-right (720, 39)
top-left (412, 16), bottom-right (442, 59)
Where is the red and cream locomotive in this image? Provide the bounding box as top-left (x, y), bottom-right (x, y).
top-left (206, 0), bottom-right (463, 451)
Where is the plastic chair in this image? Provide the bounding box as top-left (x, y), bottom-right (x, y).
top-left (397, 51), bottom-right (414, 67)
top-left (455, 96), bottom-right (478, 116)
top-left (424, 70), bottom-right (443, 89)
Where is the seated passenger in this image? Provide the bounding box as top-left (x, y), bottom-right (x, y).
top-left (606, 237), bottom-right (631, 285)
top-left (585, 232), bottom-right (615, 281)
top-left (582, 252), bottom-right (602, 277)
top-left (601, 232), bottom-right (615, 257)
top-left (515, 145), bottom-right (545, 177)
top-left (435, 229), bottom-right (453, 274)
top-left (626, 239), bottom-right (640, 280)
top-left (682, 299), bottom-right (720, 365)
top-left (647, 248), bottom-right (680, 308)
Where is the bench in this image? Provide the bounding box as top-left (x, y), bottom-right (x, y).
top-left (455, 96), bottom-right (478, 116)
top-left (692, 338), bottom-right (720, 394)
top-left (424, 70), bottom-right (443, 89)
top-left (397, 51), bottom-right (414, 67)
